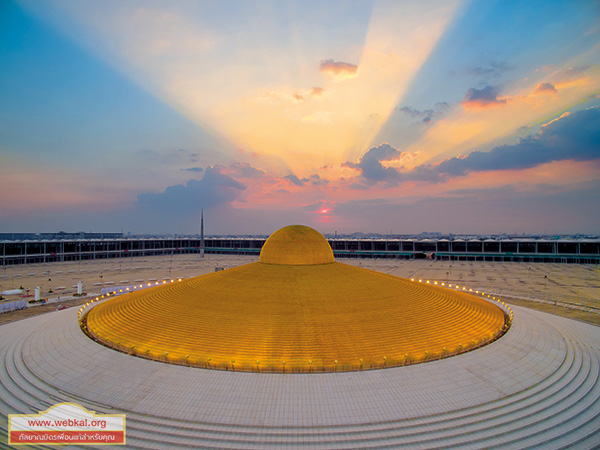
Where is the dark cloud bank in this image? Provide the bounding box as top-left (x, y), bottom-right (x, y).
top-left (347, 107), bottom-right (600, 185)
top-left (136, 166), bottom-right (246, 214)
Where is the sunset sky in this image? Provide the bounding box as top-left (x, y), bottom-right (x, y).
top-left (1, 0), bottom-right (599, 235)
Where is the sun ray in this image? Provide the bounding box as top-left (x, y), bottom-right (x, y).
top-left (20, 0), bottom-right (464, 176)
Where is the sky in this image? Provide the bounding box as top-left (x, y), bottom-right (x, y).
top-left (1, 0), bottom-right (599, 236)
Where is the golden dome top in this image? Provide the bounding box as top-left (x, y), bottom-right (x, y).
top-left (259, 225), bottom-right (334, 265)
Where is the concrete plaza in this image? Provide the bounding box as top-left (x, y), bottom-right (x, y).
top-left (0, 256), bottom-right (599, 448)
top-left (1, 255), bottom-right (598, 309)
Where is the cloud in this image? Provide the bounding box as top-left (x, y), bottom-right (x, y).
top-left (228, 162), bottom-right (267, 179)
top-left (348, 182), bottom-right (370, 190)
top-left (399, 102), bottom-right (451, 124)
top-left (413, 107), bottom-right (600, 181)
top-left (309, 174), bottom-right (329, 186)
top-left (461, 85), bottom-right (506, 109)
top-left (181, 166), bottom-right (203, 172)
top-left (305, 199), bottom-right (335, 222)
top-left (399, 106), bottom-right (429, 118)
top-left (292, 87), bottom-right (327, 103)
top-left (540, 111), bottom-right (571, 130)
top-left (467, 61), bottom-right (514, 79)
top-left (284, 174), bottom-right (304, 186)
top-left (342, 143), bottom-right (407, 183)
top-left (137, 148), bottom-right (200, 165)
top-left (304, 199), bottom-right (334, 213)
top-left (136, 166), bottom-right (246, 214)
top-left (260, 86), bottom-right (325, 104)
top-left (537, 108), bottom-right (599, 157)
top-left (551, 65), bottom-right (591, 83)
top-left (534, 82), bottom-right (557, 94)
top-left (319, 59), bottom-right (358, 81)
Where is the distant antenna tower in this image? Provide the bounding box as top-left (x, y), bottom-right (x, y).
top-left (200, 209), bottom-right (205, 259)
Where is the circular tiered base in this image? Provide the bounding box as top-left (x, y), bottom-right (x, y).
top-left (2, 305), bottom-right (599, 448)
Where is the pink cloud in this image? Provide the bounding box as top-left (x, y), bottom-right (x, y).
top-left (320, 59), bottom-right (358, 80)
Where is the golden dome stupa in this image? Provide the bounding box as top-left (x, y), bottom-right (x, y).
top-left (83, 225), bottom-right (509, 372)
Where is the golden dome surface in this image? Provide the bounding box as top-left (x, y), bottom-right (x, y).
top-left (259, 225), bottom-right (334, 265)
top-left (83, 226), bottom-right (509, 373)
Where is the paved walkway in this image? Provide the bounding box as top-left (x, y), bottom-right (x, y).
top-left (0, 299), bottom-right (599, 448)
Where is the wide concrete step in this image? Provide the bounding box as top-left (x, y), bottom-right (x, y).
top-left (4, 328), bottom-right (599, 450)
